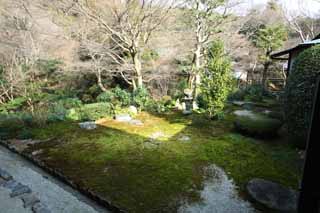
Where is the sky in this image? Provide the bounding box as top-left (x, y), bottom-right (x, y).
top-left (239, 0), bottom-right (320, 15)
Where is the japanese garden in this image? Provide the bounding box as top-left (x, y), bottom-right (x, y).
top-left (0, 0), bottom-right (320, 212)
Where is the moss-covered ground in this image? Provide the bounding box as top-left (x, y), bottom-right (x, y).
top-left (28, 110), bottom-right (301, 212)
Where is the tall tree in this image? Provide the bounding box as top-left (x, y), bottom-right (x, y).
top-left (200, 40), bottom-right (232, 118)
top-left (252, 24), bottom-right (287, 88)
top-left (183, 0), bottom-right (234, 98)
top-left (58, 0), bottom-right (175, 90)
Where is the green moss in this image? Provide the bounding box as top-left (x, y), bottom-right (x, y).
top-left (29, 112), bottom-right (300, 212)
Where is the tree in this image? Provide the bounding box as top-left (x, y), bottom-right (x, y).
top-left (59, 0), bottom-right (175, 90)
top-left (182, 0), bottom-right (234, 98)
top-left (283, 1), bottom-right (320, 42)
top-left (200, 40), bottom-right (232, 118)
top-left (252, 24), bottom-right (287, 88)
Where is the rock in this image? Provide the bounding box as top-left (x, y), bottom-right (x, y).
top-left (232, 101), bottom-right (246, 107)
top-left (247, 178), bottom-right (298, 212)
top-left (79, 122), bottom-right (97, 130)
top-left (149, 131), bottom-right (165, 140)
top-left (20, 193), bottom-right (40, 208)
top-left (183, 110), bottom-right (192, 115)
top-left (10, 183), bottom-right (32, 197)
top-left (32, 203), bottom-right (51, 213)
top-left (0, 168), bottom-right (12, 180)
top-left (128, 106), bottom-right (138, 115)
top-left (179, 135), bottom-right (191, 142)
top-left (234, 111), bottom-right (282, 138)
top-left (175, 99), bottom-right (183, 110)
top-left (115, 114), bottom-right (132, 122)
top-left (2, 180), bottom-right (19, 190)
top-left (234, 110), bottom-right (257, 119)
top-left (32, 149), bottom-right (44, 156)
top-left (0, 177), bottom-right (7, 186)
top-left (128, 119), bottom-right (143, 126)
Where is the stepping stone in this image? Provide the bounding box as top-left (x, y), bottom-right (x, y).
top-left (79, 122), bottom-right (97, 130)
top-left (32, 203), bottom-right (51, 213)
top-left (20, 193), bottom-right (40, 208)
top-left (10, 183), bottom-right (32, 197)
top-left (115, 114), bottom-right (132, 122)
top-left (179, 135), bottom-right (191, 142)
top-left (0, 177), bottom-right (6, 186)
top-left (0, 168), bottom-right (13, 180)
top-left (247, 178), bottom-right (298, 212)
top-left (128, 119), bottom-right (143, 126)
top-left (3, 180), bottom-right (19, 190)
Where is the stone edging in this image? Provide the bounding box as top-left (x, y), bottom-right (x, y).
top-left (0, 140), bottom-right (126, 213)
top-left (0, 168), bottom-right (50, 213)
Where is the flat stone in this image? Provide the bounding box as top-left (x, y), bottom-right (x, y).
top-left (247, 178), bottom-right (298, 212)
top-left (32, 203), bottom-right (51, 213)
top-left (115, 114), bottom-right (132, 122)
top-left (20, 193), bottom-right (40, 208)
top-left (179, 135), bottom-right (191, 142)
top-left (32, 150), bottom-right (44, 156)
top-left (232, 101), bottom-right (246, 106)
top-left (3, 179), bottom-right (19, 190)
top-left (0, 177), bottom-right (7, 186)
top-left (0, 168), bottom-right (13, 180)
top-left (10, 183), bottom-right (32, 197)
top-left (149, 131), bottom-right (165, 140)
top-left (183, 110), bottom-right (192, 115)
top-left (128, 119), bottom-right (143, 126)
top-left (233, 110), bottom-right (258, 119)
top-left (79, 122), bottom-right (97, 130)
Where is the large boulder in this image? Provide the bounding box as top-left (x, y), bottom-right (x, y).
top-left (247, 178), bottom-right (298, 212)
top-left (233, 110), bottom-right (282, 138)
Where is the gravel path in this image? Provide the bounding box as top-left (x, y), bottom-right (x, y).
top-left (0, 146), bottom-right (109, 213)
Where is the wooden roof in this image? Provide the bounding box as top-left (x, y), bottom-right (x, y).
top-left (271, 33), bottom-right (320, 60)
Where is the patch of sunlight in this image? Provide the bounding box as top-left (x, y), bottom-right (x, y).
top-left (97, 112), bottom-right (188, 142)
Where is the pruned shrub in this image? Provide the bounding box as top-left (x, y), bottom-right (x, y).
top-left (132, 87), bottom-right (151, 110)
top-left (67, 103), bottom-right (114, 121)
top-left (234, 114), bottom-right (282, 138)
top-left (283, 45), bottom-right (320, 148)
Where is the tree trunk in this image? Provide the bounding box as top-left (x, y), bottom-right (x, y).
top-left (194, 44), bottom-right (201, 98)
top-left (132, 53), bottom-right (143, 89)
top-left (262, 62), bottom-right (270, 90)
top-left (97, 69), bottom-right (107, 92)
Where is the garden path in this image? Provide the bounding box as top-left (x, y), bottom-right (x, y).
top-left (0, 146), bottom-right (109, 213)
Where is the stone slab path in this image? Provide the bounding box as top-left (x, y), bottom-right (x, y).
top-left (0, 146), bottom-right (109, 213)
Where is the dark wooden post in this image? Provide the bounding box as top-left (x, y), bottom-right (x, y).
top-left (298, 76), bottom-right (320, 212)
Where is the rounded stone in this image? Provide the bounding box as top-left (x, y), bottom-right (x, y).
top-left (247, 178), bottom-right (298, 212)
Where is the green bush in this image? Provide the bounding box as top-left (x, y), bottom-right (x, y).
top-left (200, 40), bottom-right (233, 118)
top-left (67, 103), bottom-right (114, 121)
top-left (113, 87), bottom-right (131, 107)
top-left (97, 91), bottom-right (114, 103)
top-left (244, 84), bottom-right (265, 102)
top-left (234, 114), bottom-right (282, 138)
top-left (132, 87), bottom-right (151, 110)
top-left (284, 45), bottom-right (320, 148)
top-left (97, 87), bottom-right (131, 107)
top-left (0, 97), bottom-right (27, 113)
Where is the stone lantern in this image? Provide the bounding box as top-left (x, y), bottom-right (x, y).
top-left (182, 89), bottom-right (193, 115)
